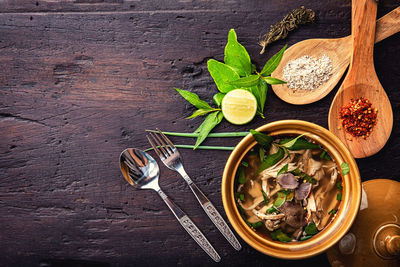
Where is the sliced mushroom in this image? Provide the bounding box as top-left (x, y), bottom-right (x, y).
top-left (307, 158), bottom-right (322, 176)
top-left (265, 219), bottom-right (281, 231)
top-left (252, 209), bottom-right (285, 221)
top-left (279, 202), bottom-right (306, 228)
top-left (277, 173), bottom-right (299, 189)
top-left (295, 182), bottom-right (312, 200)
top-left (239, 196), bottom-right (264, 211)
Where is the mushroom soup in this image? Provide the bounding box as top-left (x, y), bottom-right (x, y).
top-left (235, 131), bottom-right (342, 242)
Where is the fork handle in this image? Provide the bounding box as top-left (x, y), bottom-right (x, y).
top-left (156, 189), bottom-right (221, 262)
top-left (189, 183), bottom-right (242, 251)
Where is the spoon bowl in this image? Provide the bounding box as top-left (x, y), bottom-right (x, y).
top-left (271, 7), bottom-right (400, 105)
top-left (119, 148), bottom-right (221, 262)
top-left (119, 148), bottom-right (159, 189)
top-left (328, 0), bottom-right (393, 158)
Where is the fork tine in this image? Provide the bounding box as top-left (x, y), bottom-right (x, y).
top-left (146, 135), bottom-right (166, 158)
top-left (151, 131), bottom-right (173, 156)
top-left (149, 132), bottom-right (170, 157)
top-left (156, 128), bottom-right (176, 150)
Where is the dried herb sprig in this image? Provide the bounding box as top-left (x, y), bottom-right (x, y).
top-left (259, 6), bottom-right (315, 54)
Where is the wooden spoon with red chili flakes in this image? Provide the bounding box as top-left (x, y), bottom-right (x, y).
top-left (328, 0), bottom-right (393, 158)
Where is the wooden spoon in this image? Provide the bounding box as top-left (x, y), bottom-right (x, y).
top-left (328, 0), bottom-right (393, 158)
top-left (271, 6), bottom-right (400, 105)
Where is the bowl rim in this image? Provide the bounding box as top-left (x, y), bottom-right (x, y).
top-left (221, 120), bottom-right (361, 259)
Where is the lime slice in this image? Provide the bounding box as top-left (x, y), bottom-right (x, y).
top-left (222, 89), bottom-right (257, 125)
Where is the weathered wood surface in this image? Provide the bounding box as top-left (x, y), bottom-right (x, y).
top-left (0, 0), bottom-right (399, 266)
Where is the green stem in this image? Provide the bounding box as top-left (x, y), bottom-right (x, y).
top-left (144, 144), bottom-right (235, 152)
top-left (145, 130), bottom-right (249, 138)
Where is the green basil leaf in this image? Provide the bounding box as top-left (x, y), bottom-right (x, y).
top-left (251, 63), bottom-right (257, 73)
top-left (261, 190), bottom-right (269, 205)
top-left (238, 167), bottom-right (246, 184)
top-left (277, 163), bottom-right (289, 176)
top-left (259, 147), bottom-right (265, 161)
top-left (250, 129), bottom-right (273, 148)
top-left (279, 136), bottom-right (320, 150)
top-left (252, 221), bottom-right (263, 229)
top-left (305, 222), bottom-right (318, 235)
top-left (260, 44), bottom-right (287, 76)
top-left (337, 193), bottom-right (342, 201)
top-left (250, 80), bottom-right (268, 114)
top-left (291, 168), bottom-right (317, 185)
top-left (273, 191), bottom-right (287, 207)
top-left (186, 109), bottom-right (216, 119)
top-left (271, 229), bottom-right (291, 242)
top-left (213, 92), bottom-right (225, 107)
top-left (239, 193), bottom-right (245, 201)
top-left (280, 134), bottom-right (305, 149)
top-left (241, 161), bottom-right (249, 167)
top-left (229, 75), bottom-right (260, 87)
top-left (207, 59), bottom-right (240, 93)
top-left (320, 150), bottom-right (332, 161)
top-left (174, 88), bottom-right (212, 110)
top-left (258, 147), bottom-right (284, 173)
top-left (224, 29), bottom-right (252, 76)
top-left (193, 111), bottom-right (223, 148)
top-left (336, 182), bottom-right (343, 191)
top-left (262, 76), bottom-right (287, 85)
top-left (341, 162), bottom-right (350, 175)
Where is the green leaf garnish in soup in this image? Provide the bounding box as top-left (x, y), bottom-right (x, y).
top-left (320, 150), bottom-right (332, 160)
top-left (261, 190), bottom-right (269, 205)
top-left (238, 167), bottom-right (246, 184)
top-left (277, 163), bottom-right (288, 176)
top-left (279, 136), bottom-right (320, 150)
top-left (328, 209), bottom-right (337, 215)
top-left (271, 229), bottom-right (292, 242)
top-left (273, 191), bottom-right (287, 207)
top-left (341, 162), bottom-right (350, 175)
top-left (252, 221), bottom-right (263, 229)
top-left (266, 207), bottom-right (279, 214)
top-left (300, 236), bottom-right (312, 241)
top-left (257, 147), bottom-right (284, 173)
top-left (305, 222), bottom-right (318, 235)
top-left (250, 129), bottom-right (273, 148)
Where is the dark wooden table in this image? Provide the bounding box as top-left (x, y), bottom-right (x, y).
top-left (1, 0), bottom-right (399, 266)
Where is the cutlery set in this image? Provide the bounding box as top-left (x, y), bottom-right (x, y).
top-left (119, 130), bottom-right (241, 262)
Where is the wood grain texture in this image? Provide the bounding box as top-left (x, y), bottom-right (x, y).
top-left (329, 0), bottom-right (393, 158)
top-left (0, 0), bottom-right (399, 266)
top-left (271, 6), bottom-right (400, 105)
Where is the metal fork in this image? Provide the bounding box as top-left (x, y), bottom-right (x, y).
top-left (147, 129), bottom-right (242, 251)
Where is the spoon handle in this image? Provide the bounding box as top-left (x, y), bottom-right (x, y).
top-left (156, 189), bottom-right (221, 262)
top-left (375, 6), bottom-right (400, 43)
top-left (349, 0), bottom-right (377, 74)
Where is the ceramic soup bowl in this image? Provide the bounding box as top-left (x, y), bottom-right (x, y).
top-left (222, 120), bottom-right (361, 259)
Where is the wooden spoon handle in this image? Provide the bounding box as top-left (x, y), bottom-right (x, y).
top-left (350, 0), bottom-right (378, 73)
top-left (376, 6), bottom-right (400, 43)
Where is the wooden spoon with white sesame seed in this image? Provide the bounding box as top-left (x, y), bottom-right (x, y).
top-left (328, 0), bottom-right (393, 158)
top-left (271, 6), bottom-right (400, 105)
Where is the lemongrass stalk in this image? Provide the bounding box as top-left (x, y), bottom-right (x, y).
top-left (144, 144), bottom-right (235, 152)
top-left (145, 130), bottom-right (249, 138)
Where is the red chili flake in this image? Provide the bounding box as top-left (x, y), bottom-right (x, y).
top-left (339, 97), bottom-right (377, 139)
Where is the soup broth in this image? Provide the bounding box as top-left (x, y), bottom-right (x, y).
top-left (235, 132), bottom-right (341, 242)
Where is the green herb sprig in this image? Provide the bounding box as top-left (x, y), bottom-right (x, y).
top-left (175, 29), bottom-right (286, 149)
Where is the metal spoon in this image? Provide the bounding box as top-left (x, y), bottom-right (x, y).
top-left (119, 148), bottom-right (221, 262)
